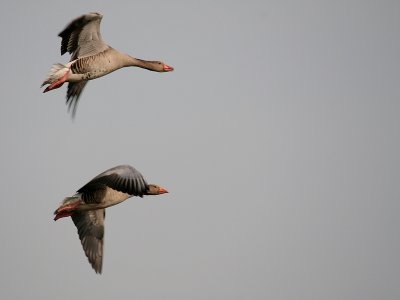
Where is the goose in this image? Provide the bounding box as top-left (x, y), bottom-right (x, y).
top-left (41, 12), bottom-right (174, 117)
top-left (53, 165), bottom-right (168, 274)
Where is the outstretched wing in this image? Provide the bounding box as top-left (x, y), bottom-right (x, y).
top-left (77, 165), bottom-right (148, 203)
top-left (58, 12), bottom-right (110, 60)
top-left (71, 209), bottom-right (105, 274)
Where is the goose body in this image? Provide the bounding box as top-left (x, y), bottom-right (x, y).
top-left (42, 12), bottom-right (174, 117)
top-left (54, 165), bottom-right (168, 274)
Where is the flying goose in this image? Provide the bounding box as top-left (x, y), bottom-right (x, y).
top-left (54, 165), bottom-right (168, 274)
top-left (42, 12), bottom-right (174, 117)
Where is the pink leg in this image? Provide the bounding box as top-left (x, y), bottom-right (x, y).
top-left (53, 199), bottom-right (82, 221)
top-left (54, 211), bottom-right (73, 221)
top-left (43, 69), bottom-right (70, 93)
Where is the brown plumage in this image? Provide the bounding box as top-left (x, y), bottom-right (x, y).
top-left (41, 12), bottom-right (174, 117)
top-left (53, 165), bottom-right (168, 274)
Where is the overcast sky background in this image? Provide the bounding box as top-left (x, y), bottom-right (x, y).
top-left (0, 1), bottom-right (399, 299)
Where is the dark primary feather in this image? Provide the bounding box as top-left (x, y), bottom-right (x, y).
top-left (66, 81), bottom-right (88, 118)
top-left (72, 209), bottom-right (105, 274)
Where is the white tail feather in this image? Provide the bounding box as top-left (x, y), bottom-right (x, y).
top-left (41, 63), bottom-right (70, 87)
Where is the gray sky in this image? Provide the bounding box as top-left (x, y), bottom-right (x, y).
top-left (0, 1), bottom-right (399, 299)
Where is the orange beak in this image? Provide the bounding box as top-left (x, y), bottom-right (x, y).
top-left (158, 187), bottom-right (169, 194)
top-left (163, 64), bottom-right (174, 72)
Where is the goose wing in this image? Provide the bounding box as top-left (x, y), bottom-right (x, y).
top-left (77, 165), bottom-right (148, 203)
top-left (58, 12), bottom-right (110, 60)
top-left (66, 81), bottom-right (88, 118)
top-left (71, 209), bottom-right (105, 274)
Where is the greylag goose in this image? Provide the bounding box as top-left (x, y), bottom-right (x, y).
top-left (54, 165), bottom-right (168, 274)
top-left (41, 12), bottom-right (174, 117)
